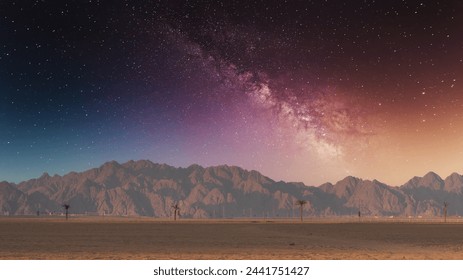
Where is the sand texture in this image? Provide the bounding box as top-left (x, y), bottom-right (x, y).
top-left (1, 217), bottom-right (463, 259)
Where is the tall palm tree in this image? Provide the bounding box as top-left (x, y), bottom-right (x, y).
top-left (444, 202), bottom-right (448, 223)
top-left (172, 203), bottom-right (180, 221)
top-left (295, 200), bottom-right (307, 222)
top-left (62, 204), bottom-right (70, 220)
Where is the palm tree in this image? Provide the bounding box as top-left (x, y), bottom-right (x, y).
top-left (172, 203), bottom-right (180, 221)
top-left (443, 202), bottom-right (448, 223)
top-left (295, 200), bottom-right (307, 222)
top-left (62, 204), bottom-right (70, 220)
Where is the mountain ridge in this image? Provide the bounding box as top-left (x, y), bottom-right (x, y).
top-left (1, 160), bottom-right (462, 218)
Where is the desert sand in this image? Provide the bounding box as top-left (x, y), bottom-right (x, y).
top-left (0, 217), bottom-right (463, 259)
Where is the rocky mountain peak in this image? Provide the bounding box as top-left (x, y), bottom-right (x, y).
top-left (444, 172), bottom-right (463, 193)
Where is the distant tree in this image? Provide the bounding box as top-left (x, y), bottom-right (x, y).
top-left (295, 200), bottom-right (307, 222)
top-left (443, 202), bottom-right (448, 223)
top-left (62, 204), bottom-right (70, 220)
top-left (172, 203), bottom-right (180, 221)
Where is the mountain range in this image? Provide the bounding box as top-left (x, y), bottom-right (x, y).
top-left (1, 160), bottom-right (462, 218)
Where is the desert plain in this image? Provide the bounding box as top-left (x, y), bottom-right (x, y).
top-left (0, 217), bottom-right (463, 259)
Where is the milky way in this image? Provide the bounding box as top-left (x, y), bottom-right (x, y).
top-left (1, 1), bottom-right (463, 185)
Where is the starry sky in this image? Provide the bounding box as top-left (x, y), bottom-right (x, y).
top-left (1, 0), bottom-right (463, 186)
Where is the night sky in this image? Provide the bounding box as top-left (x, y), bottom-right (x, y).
top-left (1, 0), bottom-right (463, 186)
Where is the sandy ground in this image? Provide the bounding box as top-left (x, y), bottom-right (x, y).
top-left (0, 217), bottom-right (463, 259)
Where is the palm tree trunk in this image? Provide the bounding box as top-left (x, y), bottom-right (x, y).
top-left (300, 206), bottom-right (303, 222)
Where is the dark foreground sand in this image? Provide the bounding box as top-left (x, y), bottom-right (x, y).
top-left (1, 217), bottom-right (463, 259)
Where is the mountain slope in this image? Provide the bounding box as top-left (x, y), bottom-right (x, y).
top-left (1, 160), bottom-right (462, 218)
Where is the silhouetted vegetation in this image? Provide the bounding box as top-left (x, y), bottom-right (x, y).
top-left (62, 204), bottom-right (70, 220)
top-left (443, 202), bottom-right (448, 223)
top-left (296, 200), bottom-right (307, 222)
top-left (172, 203), bottom-right (180, 221)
